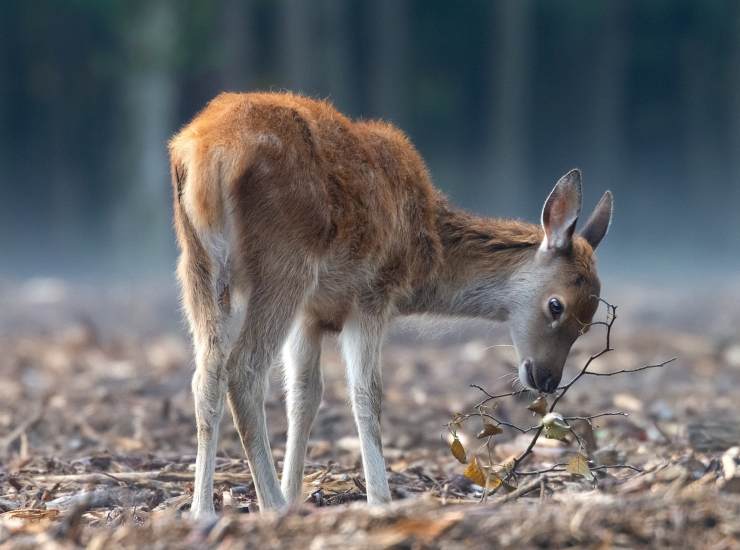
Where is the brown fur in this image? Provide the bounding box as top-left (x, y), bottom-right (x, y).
top-left (170, 92), bottom-right (608, 515)
top-left (170, 92), bottom-right (598, 330)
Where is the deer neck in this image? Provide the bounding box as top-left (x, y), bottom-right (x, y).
top-left (400, 204), bottom-right (542, 320)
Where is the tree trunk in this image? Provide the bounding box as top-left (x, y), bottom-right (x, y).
top-left (219, 0), bottom-right (255, 92)
top-left (280, 0), bottom-right (316, 94)
top-left (728, 6), bottom-right (740, 252)
top-left (589, 1), bottom-right (629, 194)
top-left (485, 0), bottom-right (533, 214)
top-left (368, 0), bottom-right (407, 124)
top-left (679, 36), bottom-right (716, 251)
top-left (321, 0), bottom-right (353, 113)
top-left (115, 0), bottom-right (177, 274)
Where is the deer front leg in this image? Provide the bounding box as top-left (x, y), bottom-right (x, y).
top-left (281, 318), bottom-right (323, 503)
top-left (340, 310), bottom-right (391, 505)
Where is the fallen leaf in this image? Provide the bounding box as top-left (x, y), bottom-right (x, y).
top-left (450, 438), bottom-right (467, 464)
top-left (567, 453), bottom-right (594, 481)
top-left (375, 513), bottom-right (463, 545)
top-left (528, 396), bottom-right (548, 416)
top-left (476, 422), bottom-right (503, 439)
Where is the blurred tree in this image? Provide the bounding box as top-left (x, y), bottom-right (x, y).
top-left (219, 0), bottom-right (256, 91)
top-left (0, 0), bottom-right (738, 276)
top-left (589, 1), bottom-right (630, 194)
top-left (369, 0), bottom-right (408, 125)
top-left (679, 9), bottom-right (717, 251)
top-left (485, 0), bottom-right (533, 212)
top-left (729, 4), bottom-right (740, 250)
top-left (280, 0), bottom-right (318, 94)
top-left (115, 0), bottom-right (178, 273)
top-left (320, 0), bottom-right (354, 112)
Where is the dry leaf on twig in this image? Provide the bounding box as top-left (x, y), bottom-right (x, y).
top-left (528, 396), bottom-right (548, 416)
top-left (450, 438), bottom-right (467, 464)
top-left (476, 422), bottom-right (503, 439)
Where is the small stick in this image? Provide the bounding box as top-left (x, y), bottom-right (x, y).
top-left (583, 358), bottom-right (677, 377)
top-left (453, 298), bottom-right (675, 498)
top-left (516, 464), bottom-right (643, 475)
top-left (470, 385), bottom-right (528, 409)
top-left (489, 476), bottom-right (544, 505)
top-left (1, 402), bottom-right (47, 452)
top-left (32, 471), bottom-right (252, 485)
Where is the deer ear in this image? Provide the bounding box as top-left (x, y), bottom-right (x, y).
top-left (579, 190), bottom-right (613, 250)
top-left (540, 169), bottom-right (582, 251)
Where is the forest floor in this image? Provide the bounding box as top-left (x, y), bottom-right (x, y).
top-left (1, 279), bottom-right (740, 549)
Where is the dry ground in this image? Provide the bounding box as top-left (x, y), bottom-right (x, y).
top-left (1, 279), bottom-right (740, 549)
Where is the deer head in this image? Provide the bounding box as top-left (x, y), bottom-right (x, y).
top-left (510, 169), bottom-right (613, 393)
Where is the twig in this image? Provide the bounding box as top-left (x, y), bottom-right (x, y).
top-left (517, 464), bottom-right (643, 475)
top-left (32, 471), bottom-right (252, 485)
top-left (470, 385), bottom-right (528, 409)
top-left (450, 412), bottom-right (539, 434)
top-left (489, 476), bottom-right (544, 505)
top-left (450, 298), bottom-right (674, 498)
top-left (492, 301), bottom-right (620, 481)
top-left (549, 301), bottom-right (618, 411)
top-left (1, 401), bottom-right (48, 452)
top-left (584, 358), bottom-right (677, 377)
top-left (563, 412), bottom-right (629, 422)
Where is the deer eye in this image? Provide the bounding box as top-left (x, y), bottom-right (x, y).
top-left (548, 297), bottom-right (564, 319)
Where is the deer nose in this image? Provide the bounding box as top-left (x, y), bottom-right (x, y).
top-left (532, 365), bottom-right (560, 393)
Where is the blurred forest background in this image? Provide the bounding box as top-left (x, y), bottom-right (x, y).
top-left (1, 0), bottom-right (739, 283)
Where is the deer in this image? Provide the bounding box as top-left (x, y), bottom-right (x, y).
top-left (169, 91), bottom-right (613, 518)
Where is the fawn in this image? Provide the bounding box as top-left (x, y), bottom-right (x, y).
top-left (169, 92), bottom-right (612, 517)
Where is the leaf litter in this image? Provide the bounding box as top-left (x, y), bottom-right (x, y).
top-left (0, 280), bottom-right (740, 548)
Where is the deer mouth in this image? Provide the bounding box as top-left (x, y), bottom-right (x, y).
top-left (521, 358), bottom-right (536, 389)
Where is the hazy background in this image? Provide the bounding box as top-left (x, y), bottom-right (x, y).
top-left (1, 0), bottom-right (739, 285)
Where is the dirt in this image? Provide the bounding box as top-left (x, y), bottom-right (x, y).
top-left (1, 279), bottom-right (739, 549)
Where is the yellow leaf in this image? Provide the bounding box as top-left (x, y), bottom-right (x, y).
top-left (567, 453), bottom-right (594, 480)
top-left (528, 395), bottom-right (548, 416)
top-left (476, 422), bottom-right (503, 439)
top-left (463, 457), bottom-right (487, 486)
top-left (450, 438), bottom-right (467, 464)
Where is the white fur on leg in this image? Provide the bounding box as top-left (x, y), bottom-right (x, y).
top-left (190, 346), bottom-right (226, 519)
top-left (340, 312), bottom-right (391, 505)
top-left (281, 319), bottom-right (323, 503)
top-left (225, 284), bottom-right (309, 512)
top-left (227, 351), bottom-right (286, 511)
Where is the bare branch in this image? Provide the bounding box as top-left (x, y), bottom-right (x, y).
top-left (516, 464), bottom-right (643, 476)
top-left (563, 411), bottom-right (629, 422)
top-left (449, 298), bottom-right (672, 499)
top-left (584, 358), bottom-right (677, 377)
top-left (470, 384), bottom-right (528, 409)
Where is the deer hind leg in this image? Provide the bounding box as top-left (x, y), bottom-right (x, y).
top-left (280, 317), bottom-right (323, 503)
top-left (340, 308), bottom-right (392, 505)
top-left (225, 269), bottom-right (310, 511)
top-left (178, 243), bottom-right (233, 519)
